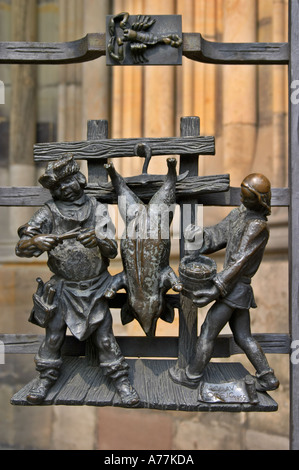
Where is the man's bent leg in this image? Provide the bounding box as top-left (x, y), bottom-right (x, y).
top-left (187, 301), bottom-right (234, 378)
top-left (169, 301), bottom-right (233, 388)
top-left (230, 309), bottom-right (279, 391)
top-left (27, 313), bottom-right (66, 404)
top-left (93, 306), bottom-right (140, 407)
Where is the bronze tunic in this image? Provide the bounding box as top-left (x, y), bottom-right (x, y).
top-left (199, 204), bottom-right (269, 309)
top-left (17, 195), bottom-right (118, 340)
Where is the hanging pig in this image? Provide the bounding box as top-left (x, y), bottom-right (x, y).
top-left (104, 155), bottom-right (182, 336)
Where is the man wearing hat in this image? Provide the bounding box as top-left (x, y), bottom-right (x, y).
top-left (169, 173), bottom-right (279, 393)
top-left (16, 154), bottom-right (140, 406)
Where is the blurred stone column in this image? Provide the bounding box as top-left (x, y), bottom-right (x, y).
top-left (9, 0), bottom-right (37, 238)
top-left (222, 0), bottom-right (257, 186)
top-left (252, 0), bottom-right (273, 179)
top-left (81, 0), bottom-right (111, 178)
top-left (111, 0), bottom-right (125, 175)
top-left (82, 0), bottom-right (111, 131)
top-left (269, 0), bottom-right (288, 250)
top-left (202, 0), bottom-right (217, 137)
top-left (58, 0), bottom-right (83, 143)
top-left (272, 0), bottom-right (287, 187)
top-left (143, 0), bottom-right (176, 175)
top-left (176, 0), bottom-right (195, 120)
top-left (196, 0), bottom-right (218, 178)
top-left (111, 0), bottom-right (144, 175)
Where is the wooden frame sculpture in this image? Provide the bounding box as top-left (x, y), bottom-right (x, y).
top-left (0, 4), bottom-right (298, 449)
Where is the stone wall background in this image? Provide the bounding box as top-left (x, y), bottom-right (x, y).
top-left (0, 0), bottom-right (290, 450)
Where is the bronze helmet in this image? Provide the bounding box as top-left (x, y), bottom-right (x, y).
top-left (241, 173), bottom-right (271, 215)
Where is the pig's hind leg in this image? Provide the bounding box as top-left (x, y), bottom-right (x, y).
top-left (105, 162), bottom-right (143, 224)
top-left (105, 271), bottom-right (127, 299)
top-left (160, 266), bottom-right (183, 293)
top-left (149, 158), bottom-right (177, 209)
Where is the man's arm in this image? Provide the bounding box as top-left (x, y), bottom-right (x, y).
top-left (213, 219), bottom-right (269, 297)
top-left (184, 209), bottom-right (235, 258)
top-left (15, 206), bottom-right (58, 258)
top-left (16, 233), bottom-right (61, 258)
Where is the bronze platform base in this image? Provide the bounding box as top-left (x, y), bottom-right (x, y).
top-left (11, 357), bottom-right (278, 412)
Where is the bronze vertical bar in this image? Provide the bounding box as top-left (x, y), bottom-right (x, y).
top-left (87, 119), bottom-right (109, 183)
top-left (288, 0), bottom-right (299, 451)
top-left (177, 116), bottom-right (200, 368)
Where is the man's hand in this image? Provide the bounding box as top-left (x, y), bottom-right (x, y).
top-left (32, 234), bottom-right (61, 252)
top-left (184, 224), bottom-right (203, 253)
top-left (17, 234), bottom-right (61, 255)
top-left (77, 229), bottom-right (98, 248)
top-left (193, 284), bottom-right (220, 308)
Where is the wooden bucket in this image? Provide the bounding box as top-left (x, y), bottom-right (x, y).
top-left (179, 255), bottom-right (217, 300)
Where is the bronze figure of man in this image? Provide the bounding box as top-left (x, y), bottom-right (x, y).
top-left (170, 173), bottom-right (279, 393)
top-left (16, 155), bottom-right (139, 407)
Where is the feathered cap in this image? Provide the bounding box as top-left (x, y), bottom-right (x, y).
top-left (39, 154), bottom-right (80, 189)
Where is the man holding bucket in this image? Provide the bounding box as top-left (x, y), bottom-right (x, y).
top-left (170, 173), bottom-right (279, 393)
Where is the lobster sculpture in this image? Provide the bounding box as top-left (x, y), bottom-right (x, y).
top-left (108, 12), bottom-right (182, 64)
top-left (104, 148), bottom-right (183, 336)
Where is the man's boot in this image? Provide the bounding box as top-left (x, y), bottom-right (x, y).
top-left (27, 357), bottom-right (62, 404)
top-left (101, 357), bottom-right (140, 407)
top-left (254, 368), bottom-right (279, 392)
top-left (113, 376), bottom-right (140, 407)
top-left (27, 377), bottom-right (54, 404)
top-left (168, 364), bottom-right (203, 389)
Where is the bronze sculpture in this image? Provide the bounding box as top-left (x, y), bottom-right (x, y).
top-left (15, 154), bottom-right (140, 407)
top-left (107, 12), bottom-right (182, 65)
top-left (2, 6), bottom-right (297, 439)
top-left (170, 173), bottom-right (280, 395)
